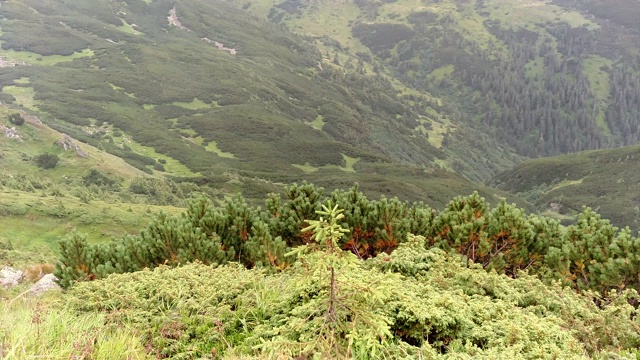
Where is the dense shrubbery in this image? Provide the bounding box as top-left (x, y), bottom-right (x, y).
top-left (127, 177), bottom-right (194, 206)
top-left (34, 153), bottom-right (59, 169)
top-left (82, 169), bottom-right (119, 189)
top-left (8, 113), bottom-right (24, 126)
top-left (56, 182), bottom-right (640, 300)
top-left (66, 235), bottom-right (640, 358)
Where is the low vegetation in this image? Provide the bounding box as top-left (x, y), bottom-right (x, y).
top-left (62, 244), bottom-right (640, 359)
top-left (55, 182), bottom-right (640, 296)
top-left (4, 186), bottom-right (640, 358)
top-left (34, 153), bottom-right (59, 170)
top-left (0, 293), bottom-right (148, 359)
top-left (7, 113), bottom-right (24, 126)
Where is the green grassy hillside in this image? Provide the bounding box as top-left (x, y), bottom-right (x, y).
top-left (0, 0), bottom-right (532, 206)
top-left (0, 98), bottom-right (527, 269)
top-left (0, 103), bottom-right (189, 266)
top-left (2, 0), bottom-right (639, 196)
top-left (492, 144), bottom-right (640, 230)
top-left (3, 0), bottom-right (640, 357)
top-left (245, 0), bottom-right (640, 178)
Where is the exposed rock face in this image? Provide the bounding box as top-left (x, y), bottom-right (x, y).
top-left (0, 266), bottom-right (24, 289)
top-left (0, 125), bottom-right (23, 142)
top-left (168, 6), bottom-right (190, 31)
top-left (0, 55), bottom-right (25, 67)
top-left (201, 37), bottom-right (237, 55)
top-left (56, 133), bottom-right (89, 157)
top-left (29, 274), bottom-right (61, 297)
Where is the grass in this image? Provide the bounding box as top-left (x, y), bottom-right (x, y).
top-left (0, 189), bottom-right (185, 257)
top-left (541, 209), bottom-right (577, 222)
top-left (341, 153), bottom-right (359, 172)
top-left (292, 153), bottom-right (359, 173)
top-left (1, 86), bottom-right (40, 111)
top-left (172, 98), bottom-right (213, 110)
top-left (110, 133), bottom-right (198, 177)
top-left (415, 116), bottom-right (455, 149)
top-left (549, 178), bottom-right (583, 191)
top-left (285, 0), bottom-right (364, 53)
top-left (117, 19), bottom-right (143, 35)
top-left (109, 83), bottom-right (123, 91)
top-left (291, 162), bottom-right (319, 173)
top-left (457, 9), bottom-right (507, 55)
top-left (488, 0), bottom-right (597, 29)
top-left (0, 295), bottom-right (149, 360)
top-left (0, 47), bottom-right (94, 66)
top-left (377, 0), bottom-right (428, 19)
top-left (108, 83), bottom-right (136, 98)
top-left (583, 56), bottom-right (613, 136)
top-left (205, 140), bottom-right (236, 158)
top-left (434, 158), bottom-right (453, 171)
top-left (428, 65), bottom-right (454, 82)
top-left (310, 115), bottom-right (326, 130)
top-left (12, 78), bottom-right (29, 85)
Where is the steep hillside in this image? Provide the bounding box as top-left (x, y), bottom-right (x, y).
top-left (0, 0), bottom-right (525, 205)
top-left (0, 104), bottom-right (188, 265)
top-left (247, 0), bottom-right (640, 174)
top-left (492, 144), bottom-right (640, 230)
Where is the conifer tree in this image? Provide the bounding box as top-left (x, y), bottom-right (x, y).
top-left (431, 192), bottom-right (489, 265)
top-left (257, 201), bottom-right (396, 358)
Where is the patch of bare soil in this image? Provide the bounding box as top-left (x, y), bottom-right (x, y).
top-left (201, 37), bottom-right (236, 55)
top-left (168, 6), bottom-right (237, 55)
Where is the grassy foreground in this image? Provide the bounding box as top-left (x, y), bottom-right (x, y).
top-left (0, 286), bottom-right (148, 359)
top-left (3, 238), bottom-right (640, 359)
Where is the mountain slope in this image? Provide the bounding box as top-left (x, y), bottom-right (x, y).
top-left (0, 104), bottom-right (187, 265)
top-left (0, 0), bottom-right (528, 207)
top-left (245, 0), bottom-right (640, 177)
top-left (492, 144), bottom-right (640, 230)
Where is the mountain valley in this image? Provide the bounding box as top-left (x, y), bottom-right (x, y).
top-left (2, 0), bottom-right (640, 357)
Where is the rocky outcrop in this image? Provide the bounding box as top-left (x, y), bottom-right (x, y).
top-left (56, 133), bottom-right (89, 157)
top-left (201, 37), bottom-right (237, 55)
top-left (0, 125), bottom-right (23, 142)
top-left (22, 112), bottom-right (43, 126)
top-left (0, 55), bottom-right (25, 67)
top-left (29, 274), bottom-right (61, 297)
top-left (0, 266), bottom-right (24, 289)
top-left (168, 6), bottom-right (190, 31)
